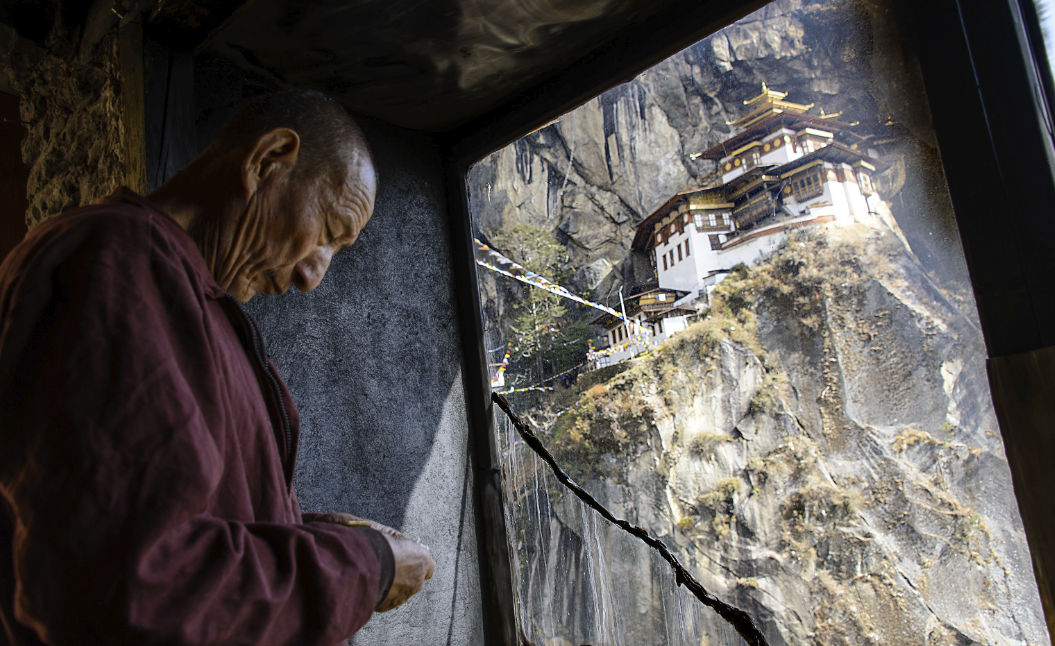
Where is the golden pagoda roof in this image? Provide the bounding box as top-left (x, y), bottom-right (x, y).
top-left (728, 82), bottom-right (815, 129)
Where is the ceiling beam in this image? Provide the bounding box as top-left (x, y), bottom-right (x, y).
top-left (143, 0), bottom-right (253, 52)
top-left (443, 0), bottom-right (769, 166)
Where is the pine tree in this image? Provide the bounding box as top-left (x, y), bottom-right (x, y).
top-left (493, 225), bottom-right (585, 384)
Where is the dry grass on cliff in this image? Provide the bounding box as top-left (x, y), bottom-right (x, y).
top-left (686, 431), bottom-right (734, 457)
top-left (549, 365), bottom-right (656, 477)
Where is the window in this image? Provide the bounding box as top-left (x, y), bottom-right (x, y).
top-left (468, 1), bottom-right (1048, 643)
top-left (858, 172), bottom-right (874, 195)
top-left (791, 170), bottom-right (823, 200)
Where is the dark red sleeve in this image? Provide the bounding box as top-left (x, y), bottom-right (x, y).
top-left (0, 212), bottom-right (380, 645)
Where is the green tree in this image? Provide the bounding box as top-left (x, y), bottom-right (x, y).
top-left (493, 224), bottom-right (568, 278)
top-left (493, 225), bottom-right (585, 384)
top-left (544, 318), bottom-right (592, 375)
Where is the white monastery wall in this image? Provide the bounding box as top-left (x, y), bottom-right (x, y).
top-left (654, 314), bottom-right (690, 342)
top-left (843, 176), bottom-right (870, 219)
top-left (656, 225), bottom-right (701, 291)
top-left (713, 231), bottom-right (786, 273)
top-left (758, 131), bottom-right (800, 166)
top-left (721, 165), bottom-right (747, 183)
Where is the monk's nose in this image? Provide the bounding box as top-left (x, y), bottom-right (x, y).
top-left (293, 246), bottom-right (335, 292)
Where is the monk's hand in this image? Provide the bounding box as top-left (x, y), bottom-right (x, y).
top-left (372, 523), bottom-right (435, 612)
top-left (303, 513), bottom-right (435, 612)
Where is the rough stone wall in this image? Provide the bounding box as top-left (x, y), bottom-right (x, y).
top-left (246, 123), bottom-right (487, 645)
top-left (0, 22), bottom-right (130, 228)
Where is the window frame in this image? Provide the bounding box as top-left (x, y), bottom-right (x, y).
top-left (441, 1), bottom-right (1055, 641)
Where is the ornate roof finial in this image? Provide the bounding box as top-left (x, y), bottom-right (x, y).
top-left (744, 82), bottom-right (789, 105)
top-left (726, 85), bottom-right (817, 128)
top-left (819, 107), bottom-right (843, 119)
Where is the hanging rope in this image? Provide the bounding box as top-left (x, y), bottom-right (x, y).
top-left (497, 360), bottom-right (590, 395)
top-left (493, 393), bottom-right (770, 646)
top-left (474, 239), bottom-right (646, 333)
top-left (494, 385), bottom-right (554, 394)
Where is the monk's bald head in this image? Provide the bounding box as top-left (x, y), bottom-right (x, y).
top-left (160, 90), bottom-right (377, 301)
top-left (204, 90), bottom-right (372, 191)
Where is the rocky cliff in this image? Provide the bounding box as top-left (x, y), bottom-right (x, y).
top-left (502, 225), bottom-right (1047, 645)
top-left (475, 1), bottom-right (1049, 643)
top-left (469, 0), bottom-right (965, 326)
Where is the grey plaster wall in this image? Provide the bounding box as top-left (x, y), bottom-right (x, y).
top-left (245, 124), bottom-right (485, 645)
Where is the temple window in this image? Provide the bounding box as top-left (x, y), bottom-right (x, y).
top-left (791, 170), bottom-right (824, 200)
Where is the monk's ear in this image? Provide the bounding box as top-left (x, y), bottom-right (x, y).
top-left (243, 127), bottom-right (300, 196)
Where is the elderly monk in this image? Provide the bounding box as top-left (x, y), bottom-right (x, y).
top-left (0, 91), bottom-right (433, 645)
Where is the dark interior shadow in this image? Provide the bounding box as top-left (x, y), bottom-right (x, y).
top-left (143, 49), bottom-right (485, 643)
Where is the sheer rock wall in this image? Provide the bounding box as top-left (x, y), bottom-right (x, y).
top-left (468, 0), bottom-right (965, 327)
top-left (521, 227), bottom-right (1047, 645)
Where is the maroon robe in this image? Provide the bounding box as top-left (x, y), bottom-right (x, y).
top-left (0, 189), bottom-right (389, 645)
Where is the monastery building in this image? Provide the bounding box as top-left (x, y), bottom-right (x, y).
top-left (591, 85), bottom-right (886, 366)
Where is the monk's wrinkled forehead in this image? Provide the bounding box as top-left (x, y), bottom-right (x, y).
top-left (329, 151), bottom-right (376, 244)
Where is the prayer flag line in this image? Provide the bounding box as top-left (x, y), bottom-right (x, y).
top-left (474, 239), bottom-right (645, 333)
top-left (494, 385), bottom-right (554, 394)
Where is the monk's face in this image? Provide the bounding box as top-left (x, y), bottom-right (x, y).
top-left (222, 133), bottom-right (377, 302)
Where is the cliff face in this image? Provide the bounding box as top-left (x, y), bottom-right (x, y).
top-left (469, 0), bottom-right (965, 324)
top-left (475, 1), bottom-right (1048, 642)
top-left (505, 226), bottom-right (1047, 645)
